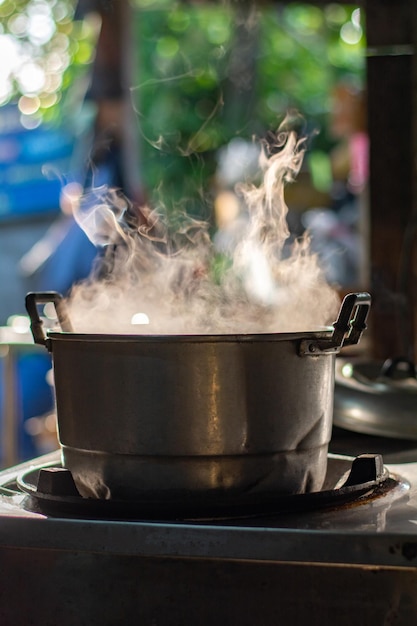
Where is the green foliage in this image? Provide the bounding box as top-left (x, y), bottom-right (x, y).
top-left (131, 1), bottom-right (365, 213)
top-left (2, 1), bottom-right (365, 210)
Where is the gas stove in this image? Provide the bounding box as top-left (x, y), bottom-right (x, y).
top-left (1, 429), bottom-right (417, 625)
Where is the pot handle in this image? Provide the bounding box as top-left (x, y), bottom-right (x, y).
top-left (25, 291), bottom-right (73, 349)
top-left (300, 292), bottom-right (371, 355)
top-left (331, 292), bottom-right (371, 348)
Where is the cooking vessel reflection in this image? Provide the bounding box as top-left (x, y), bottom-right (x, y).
top-left (26, 291), bottom-right (370, 503)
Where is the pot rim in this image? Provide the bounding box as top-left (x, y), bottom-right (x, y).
top-left (26, 291), bottom-right (372, 353)
top-left (46, 327), bottom-right (333, 343)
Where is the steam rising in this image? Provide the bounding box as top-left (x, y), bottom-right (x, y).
top-left (68, 121), bottom-right (340, 335)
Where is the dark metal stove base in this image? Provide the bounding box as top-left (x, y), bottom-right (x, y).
top-left (14, 453), bottom-right (393, 521)
top-left (1, 450), bottom-right (417, 625)
top-left (1, 549), bottom-right (417, 626)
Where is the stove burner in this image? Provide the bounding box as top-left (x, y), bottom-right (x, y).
top-left (7, 453), bottom-right (398, 522)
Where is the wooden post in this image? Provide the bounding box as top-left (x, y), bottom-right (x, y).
top-left (365, 0), bottom-right (417, 360)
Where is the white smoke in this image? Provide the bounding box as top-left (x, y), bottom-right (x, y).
top-left (68, 119), bottom-right (340, 335)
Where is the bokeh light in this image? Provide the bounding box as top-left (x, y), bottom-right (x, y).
top-left (0, 0), bottom-right (96, 121)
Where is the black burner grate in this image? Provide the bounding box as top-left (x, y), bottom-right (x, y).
top-left (6, 453), bottom-right (399, 522)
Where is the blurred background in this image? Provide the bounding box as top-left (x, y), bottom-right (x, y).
top-left (0, 0), bottom-right (415, 464)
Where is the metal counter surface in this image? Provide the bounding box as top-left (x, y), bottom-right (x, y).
top-left (0, 450), bottom-right (417, 569)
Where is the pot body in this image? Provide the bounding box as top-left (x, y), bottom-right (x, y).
top-left (26, 290), bottom-right (371, 503)
top-left (49, 332), bottom-right (335, 501)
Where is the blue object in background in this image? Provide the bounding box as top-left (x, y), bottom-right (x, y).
top-left (0, 352), bottom-right (54, 464)
top-left (0, 106), bottom-right (74, 220)
top-left (37, 217), bottom-right (98, 296)
top-left (17, 352), bottom-right (54, 459)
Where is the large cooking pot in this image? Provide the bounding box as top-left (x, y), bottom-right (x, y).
top-left (26, 291), bottom-right (370, 504)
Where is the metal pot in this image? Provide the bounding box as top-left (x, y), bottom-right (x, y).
top-left (334, 356), bottom-right (417, 440)
top-left (26, 291), bottom-right (370, 503)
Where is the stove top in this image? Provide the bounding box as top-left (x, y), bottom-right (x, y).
top-left (7, 451), bottom-right (397, 521)
top-left (0, 435), bottom-right (416, 569)
top-left (2, 429), bottom-right (417, 625)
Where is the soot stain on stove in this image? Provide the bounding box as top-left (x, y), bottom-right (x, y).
top-left (401, 542), bottom-right (417, 561)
